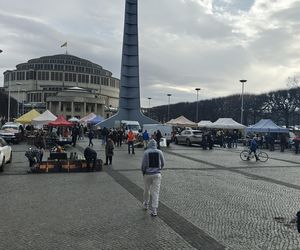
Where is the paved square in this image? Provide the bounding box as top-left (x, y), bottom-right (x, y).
top-left (1, 139), bottom-right (300, 249)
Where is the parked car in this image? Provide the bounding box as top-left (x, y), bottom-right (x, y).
top-left (174, 129), bottom-right (202, 146)
top-left (0, 137), bottom-right (12, 171)
top-left (0, 122), bottom-right (23, 144)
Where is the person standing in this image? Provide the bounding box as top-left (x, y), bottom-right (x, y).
top-left (104, 138), bottom-right (114, 165)
top-left (143, 130), bottom-right (150, 149)
top-left (71, 125), bottom-right (79, 147)
top-left (280, 134), bottom-right (287, 152)
top-left (127, 129), bottom-right (135, 154)
top-left (88, 129), bottom-right (94, 147)
top-left (141, 139), bottom-right (165, 217)
top-left (101, 127), bottom-right (109, 145)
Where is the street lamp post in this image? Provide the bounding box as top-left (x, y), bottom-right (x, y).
top-left (167, 94), bottom-right (172, 122)
top-left (21, 89), bottom-right (26, 115)
top-left (147, 97), bottom-right (152, 117)
top-left (16, 82), bottom-right (22, 117)
top-left (195, 88), bottom-right (201, 122)
top-left (7, 76), bottom-right (11, 122)
top-left (239, 79), bottom-right (247, 124)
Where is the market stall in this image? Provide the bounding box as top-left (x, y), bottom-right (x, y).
top-left (48, 115), bottom-right (74, 146)
top-left (15, 109), bottom-right (40, 125)
top-left (32, 110), bottom-right (57, 129)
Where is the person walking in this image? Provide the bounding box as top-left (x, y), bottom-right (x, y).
top-left (104, 138), bottom-right (114, 165)
top-left (141, 139), bottom-right (165, 217)
top-left (155, 129), bottom-right (162, 150)
top-left (127, 129), bottom-right (135, 154)
top-left (88, 129), bottom-right (94, 147)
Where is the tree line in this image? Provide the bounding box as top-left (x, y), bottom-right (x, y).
top-left (149, 87), bottom-right (300, 127)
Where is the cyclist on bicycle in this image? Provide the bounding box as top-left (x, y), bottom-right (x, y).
top-left (248, 136), bottom-right (259, 161)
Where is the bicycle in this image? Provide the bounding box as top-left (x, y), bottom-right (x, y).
top-left (240, 149), bottom-right (269, 162)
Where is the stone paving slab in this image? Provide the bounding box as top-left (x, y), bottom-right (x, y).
top-left (0, 172), bottom-right (194, 250)
top-left (169, 148), bottom-right (299, 169)
top-left (242, 167), bottom-right (300, 188)
top-left (2, 139), bottom-right (300, 250)
top-left (122, 169), bottom-right (300, 250)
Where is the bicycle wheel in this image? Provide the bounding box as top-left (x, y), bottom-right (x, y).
top-left (258, 152), bottom-right (268, 162)
top-left (240, 150), bottom-right (249, 161)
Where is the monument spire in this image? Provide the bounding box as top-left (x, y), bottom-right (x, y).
top-left (98, 0), bottom-right (158, 128)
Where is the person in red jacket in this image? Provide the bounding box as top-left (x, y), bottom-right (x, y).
top-left (127, 129), bottom-right (135, 154)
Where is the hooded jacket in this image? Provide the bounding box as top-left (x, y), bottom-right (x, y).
top-left (141, 139), bottom-right (165, 175)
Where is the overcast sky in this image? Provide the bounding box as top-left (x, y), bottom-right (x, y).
top-left (1, 0), bottom-right (300, 108)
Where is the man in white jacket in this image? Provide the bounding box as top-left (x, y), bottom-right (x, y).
top-left (141, 139), bottom-right (165, 216)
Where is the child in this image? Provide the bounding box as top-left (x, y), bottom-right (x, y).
top-left (104, 138), bottom-right (114, 165)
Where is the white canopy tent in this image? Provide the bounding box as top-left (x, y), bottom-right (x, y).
top-left (68, 116), bottom-right (80, 123)
top-left (198, 120), bottom-right (213, 128)
top-left (166, 116), bottom-right (197, 127)
top-left (32, 110), bottom-right (57, 129)
top-left (209, 118), bottom-right (246, 130)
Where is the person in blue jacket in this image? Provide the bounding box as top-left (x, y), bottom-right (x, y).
top-left (248, 136), bottom-right (259, 161)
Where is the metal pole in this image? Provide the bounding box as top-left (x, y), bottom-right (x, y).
top-left (148, 97), bottom-right (151, 117)
top-left (240, 80), bottom-right (247, 124)
top-left (22, 91), bottom-right (25, 115)
top-left (16, 82), bottom-right (23, 117)
top-left (17, 85), bottom-right (20, 117)
top-left (195, 88), bottom-right (201, 122)
top-left (167, 94), bottom-right (171, 122)
top-left (7, 78), bottom-right (10, 122)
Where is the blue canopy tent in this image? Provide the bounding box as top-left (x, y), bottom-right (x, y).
top-left (245, 119), bottom-right (289, 134)
top-left (88, 115), bottom-right (104, 125)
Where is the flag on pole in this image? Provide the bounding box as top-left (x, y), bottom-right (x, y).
top-left (61, 42), bottom-right (67, 48)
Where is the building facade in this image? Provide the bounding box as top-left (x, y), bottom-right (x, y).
top-left (3, 54), bottom-right (120, 118)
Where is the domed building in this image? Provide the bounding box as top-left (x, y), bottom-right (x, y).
top-left (3, 54), bottom-right (120, 119)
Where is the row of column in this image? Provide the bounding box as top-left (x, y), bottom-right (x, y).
top-left (48, 101), bottom-right (99, 116)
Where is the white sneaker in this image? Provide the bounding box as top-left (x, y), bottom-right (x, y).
top-left (142, 202), bottom-right (148, 210)
top-left (150, 208), bottom-right (157, 217)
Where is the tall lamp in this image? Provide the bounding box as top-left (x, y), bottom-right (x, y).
top-left (167, 94), bottom-right (172, 122)
top-left (16, 82), bottom-right (22, 117)
top-left (147, 97), bottom-right (152, 117)
top-left (21, 89), bottom-right (26, 115)
top-left (195, 88), bottom-right (201, 122)
top-left (240, 79), bottom-right (247, 124)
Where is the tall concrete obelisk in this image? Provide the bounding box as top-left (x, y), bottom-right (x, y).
top-left (98, 0), bottom-right (158, 128)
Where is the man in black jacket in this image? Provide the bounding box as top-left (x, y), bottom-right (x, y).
top-left (84, 147), bottom-right (97, 171)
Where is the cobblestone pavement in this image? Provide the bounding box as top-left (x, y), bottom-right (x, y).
top-left (1, 139), bottom-right (300, 250)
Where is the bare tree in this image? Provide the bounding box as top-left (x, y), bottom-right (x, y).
top-left (287, 76), bottom-right (300, 88)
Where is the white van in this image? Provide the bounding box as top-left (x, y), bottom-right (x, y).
top-left (143, 124), bottom-right (173, 146)
top-left (119, 120), bottom-right (141, 136)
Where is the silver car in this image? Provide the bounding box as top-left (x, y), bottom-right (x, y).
top-left (174, 130), bottom-right (202, 146)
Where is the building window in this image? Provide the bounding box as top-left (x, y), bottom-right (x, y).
top-left (17, 71), bottom-right (25, 80)
top-left (74, 103), bottom-right (81, 112)
top-left (26, 71), bottom-right (34, 80)
top-left (66, 103), bottom-right (71, 112)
